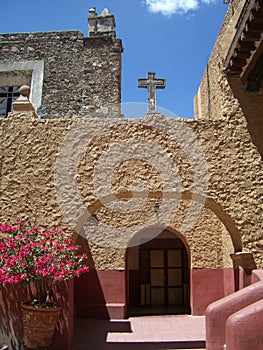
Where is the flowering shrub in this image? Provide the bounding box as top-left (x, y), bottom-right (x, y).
top-left (0, 221), bottom-right (89, 306)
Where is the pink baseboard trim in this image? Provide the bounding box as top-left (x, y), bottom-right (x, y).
top-left (191, 268), bottom-right (235, 315)
top-left (75, 268), bottom-right (237, 318)
top-left (75, 270), bottom-right (126, 319)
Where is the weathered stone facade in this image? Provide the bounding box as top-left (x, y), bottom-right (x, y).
top-left (0, 12), bottom-right (122, 119)
top-left (0, 31), bottom-right (84, 118)
top-left (82, 36), bottom-right (122, 115)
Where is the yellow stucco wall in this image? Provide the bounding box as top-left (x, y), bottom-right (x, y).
top-left (0, 111), bottom-right (262, 269)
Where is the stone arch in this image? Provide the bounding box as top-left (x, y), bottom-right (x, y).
top-left (74, 190), bottom-right (242, 252)
top-left (71, 191), bottom-right (242, 316)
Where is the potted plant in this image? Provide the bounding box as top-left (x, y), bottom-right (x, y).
top-left (0, 220), bottom-right (89, 349)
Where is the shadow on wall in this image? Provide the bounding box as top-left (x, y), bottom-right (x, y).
top-left (74, 235), bottom-right (110, 319)
top-left (0, 281), bottom-right (73, 350)
top-left (0, 284), bottom-right (30, 349)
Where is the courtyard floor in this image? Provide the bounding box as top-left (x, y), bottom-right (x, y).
top-left (73, 315), bottom-right (206, 350)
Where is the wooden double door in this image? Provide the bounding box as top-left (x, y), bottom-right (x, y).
top-left (140, 246), bottom-right (189, 307)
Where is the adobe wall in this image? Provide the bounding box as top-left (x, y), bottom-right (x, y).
top-left (194, 0), bottom-right (247, 120)
top-left (194, 0), bottom-right (263, 159)
top-left (0, 111), bottom-right (262, 270)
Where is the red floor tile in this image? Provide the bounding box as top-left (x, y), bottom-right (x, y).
top-left (73, 315), bottom-right (205, 349)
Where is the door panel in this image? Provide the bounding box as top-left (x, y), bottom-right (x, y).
top-left (168, 269), bottom-right (182, 285)
top-left (140, 246), bottom-right (189, 308)
top-left (151, 288), bottom-right (165, 305)
top-left (168, 287), bottom-right (183, 305)
top-left (151, 250), bottom-right (164, 267)
top-left (151, 269), bottom-right (165, 286)
top-left (168, 249), bottom-right (181, 267)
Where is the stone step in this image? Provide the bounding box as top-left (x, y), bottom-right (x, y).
top-left (105, 341), bottom-right (206, 349)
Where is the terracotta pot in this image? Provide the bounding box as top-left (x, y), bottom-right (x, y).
top-left (21, 303), bottom-right (61, 349)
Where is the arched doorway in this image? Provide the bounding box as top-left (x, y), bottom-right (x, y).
top-left (127, 229), bottom-right (190, 316)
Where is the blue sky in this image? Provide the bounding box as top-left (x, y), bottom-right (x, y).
top-left (1, 0), bottom-right (229, 118)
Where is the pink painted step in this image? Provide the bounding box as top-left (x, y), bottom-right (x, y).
top-left (206, 280), bottom-right (263, 350)
top-left (225, 299), bottom-right (263, 350)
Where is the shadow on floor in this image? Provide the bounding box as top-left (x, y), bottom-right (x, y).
top-left (73, 318), bottom-right (205, 350)
top-left (128, 306), bottom-right (191, 317)
top-left (81, 342), bottom-right (205, 349)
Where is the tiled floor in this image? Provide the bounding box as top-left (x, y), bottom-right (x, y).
top-left (73, 315), bottom-right (205, 350)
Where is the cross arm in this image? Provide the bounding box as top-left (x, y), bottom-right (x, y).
top-left (154, 79), bottom-right (166, 89)
top-left (138, 79), bottom-right (166, 89)
top-left (138, 79), bottom-right (149, 88)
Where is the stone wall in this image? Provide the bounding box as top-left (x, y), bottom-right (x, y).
top-left (82, 36), bottom-right (123, 116)
top-left (0, 111), bottom-right (262, 269)
top-left (0, 31), bottom-right (84, 118)
top-left (0, 30), bottom-right (123, 119)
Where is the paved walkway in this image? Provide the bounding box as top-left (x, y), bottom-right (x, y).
top-left (73, 315), bottom-right (206, 350)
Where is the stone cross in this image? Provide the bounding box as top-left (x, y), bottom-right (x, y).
top-left (138, 72), bottom-right (166, 113)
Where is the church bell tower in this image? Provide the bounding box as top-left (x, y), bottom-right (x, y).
top-left (83, 7), bottom-right (123, 117)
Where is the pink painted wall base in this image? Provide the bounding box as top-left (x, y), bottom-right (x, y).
top-left (191, 268), bottom-right (235, 315)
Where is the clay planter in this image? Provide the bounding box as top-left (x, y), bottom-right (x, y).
top-left (21, 303), bottom-right (61, 349)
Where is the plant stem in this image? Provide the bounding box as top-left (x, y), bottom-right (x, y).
top-left (39, 278), bottom-right (46, 303)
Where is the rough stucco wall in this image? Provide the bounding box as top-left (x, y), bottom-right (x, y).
top-left (180, 204), bottom-right (233, 269)
top-left (0, 112), bottom-right (262, 270)
top-left (0, 113), bottom-right (70, 226)
top-left (194, 0), bottom-right (247, 120)
top-left (227, 73), bottom-right (263, 159)
top-left (82, 202), bottom-right (233, 270)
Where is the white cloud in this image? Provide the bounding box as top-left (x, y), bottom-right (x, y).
top-left (202, 0), bottom-right (216, 3)
top-left (144, 0), bottom-right (216, 16)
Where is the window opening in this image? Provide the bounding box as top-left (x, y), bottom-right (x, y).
top-left (0, 86), bottom-right (20, 118)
